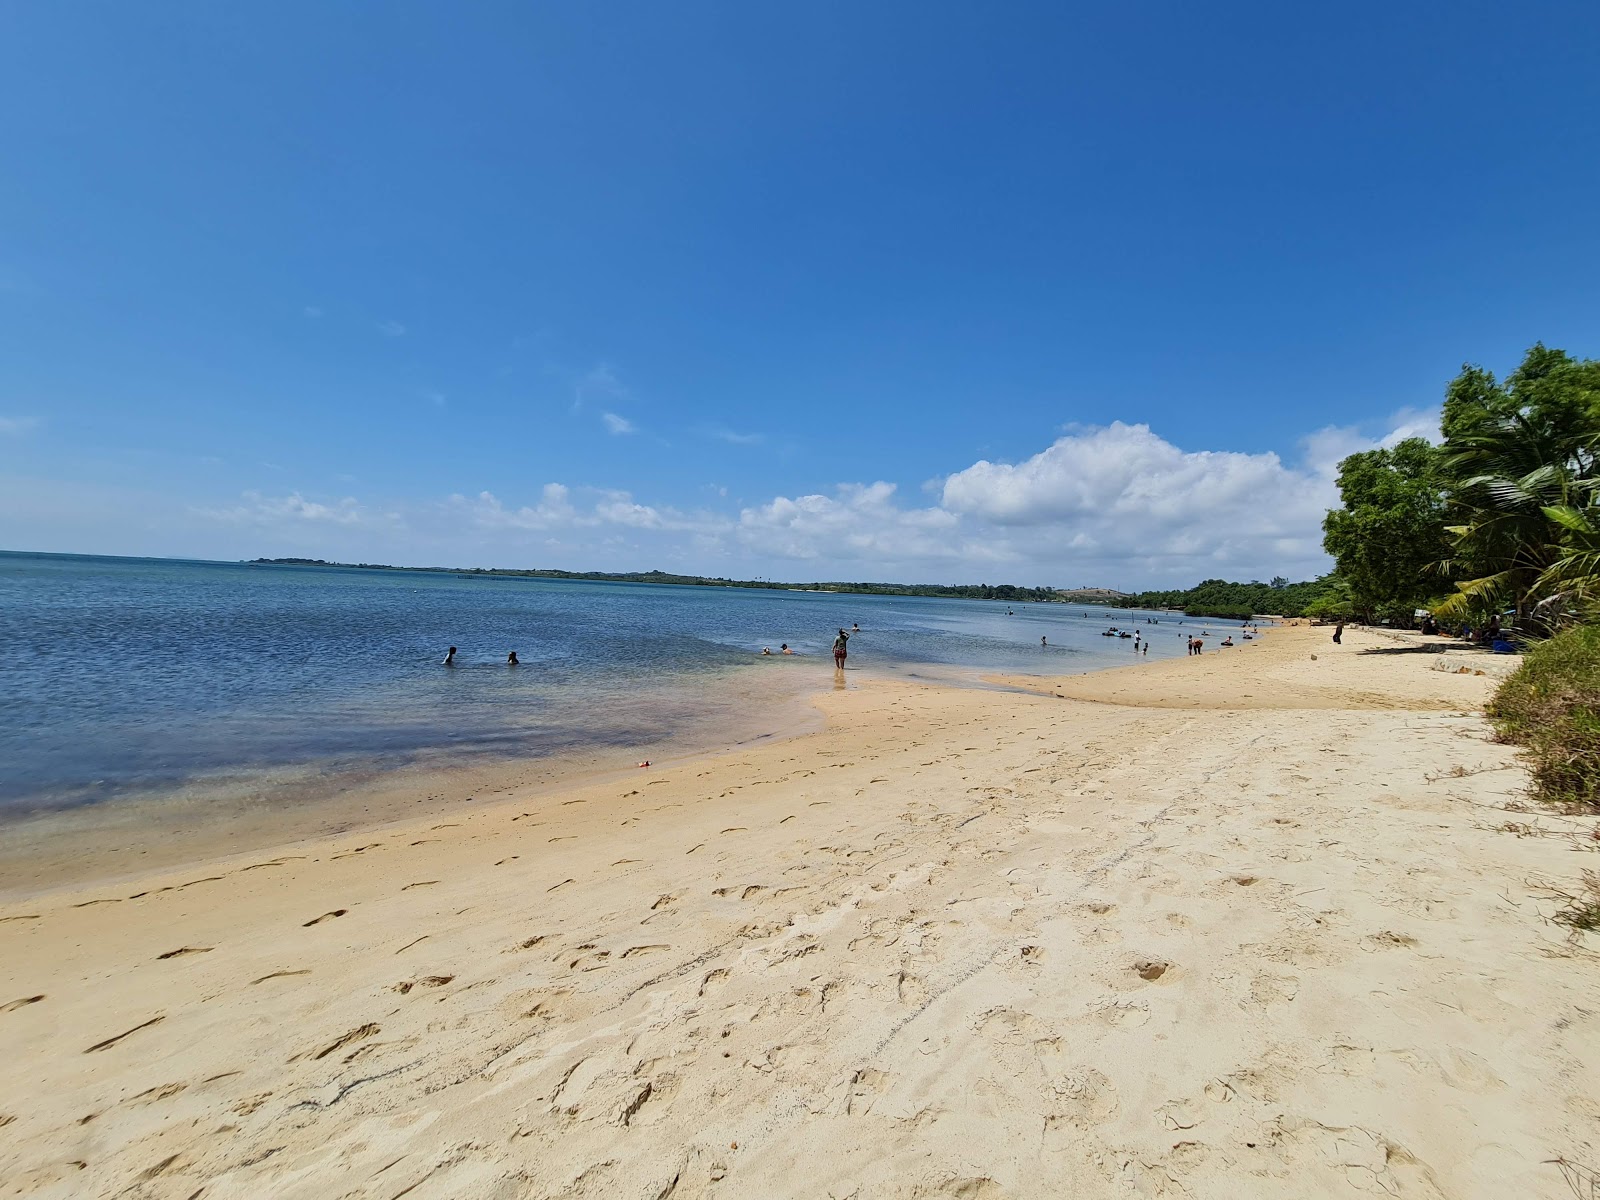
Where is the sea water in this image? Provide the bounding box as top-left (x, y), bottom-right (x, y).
top-left (0, 552), bottom-right (1241, 815)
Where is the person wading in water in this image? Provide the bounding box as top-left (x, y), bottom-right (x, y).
top-left (832, 628), bottom-right (849, 669)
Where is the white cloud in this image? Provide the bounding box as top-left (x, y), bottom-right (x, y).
top-left (142, 410), bottom-right (1440, 586)
top-left (572, 364), bottom-right (627, 412)
top-left (303, 306), bottom-right (323, 319)
top-left (601, 411), bottom-right (637, 435)
top-left (376, 320), bottom-right (407, 338)
top-left (456, 485), bottom-right (580, 531)
top-left (0, 416), bottom-right (39, 435)
top-left (704, 425), bottom-right (765, 446)
top-left (454, 486), bottom-right (723, 539)
top-left (198, 491), bottom-right (370, 526)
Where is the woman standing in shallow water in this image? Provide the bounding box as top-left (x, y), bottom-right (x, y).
top-left (832, 628), bottom-right (849, 669)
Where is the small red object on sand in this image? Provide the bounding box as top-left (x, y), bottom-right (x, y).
top-left (637, 761), bottom-right (650, 768)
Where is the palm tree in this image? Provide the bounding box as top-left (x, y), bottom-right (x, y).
top-left (1435, 348), bottom-right (1600, 632)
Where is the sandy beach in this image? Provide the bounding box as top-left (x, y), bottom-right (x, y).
top-left (3, 625), bottom-right (1598, 1199)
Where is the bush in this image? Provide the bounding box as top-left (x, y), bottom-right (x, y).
top-left (1488, 626), bottom-right (1600, 811)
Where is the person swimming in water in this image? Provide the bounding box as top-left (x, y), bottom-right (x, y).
top-left (851, 623), bottom-right (860, 633)
top-left (507, 650), bottom-right (519, 665)
top-left (833, 628), bottom-right (849, 668)
top-left (781, 643), bottom-right (794, 654)
top-left (1041, 636), bottom-right (1048, 646)
top-left (442, 646), bottom-right (457, 666)
top-left (761, 647), bottom-right (772, 655)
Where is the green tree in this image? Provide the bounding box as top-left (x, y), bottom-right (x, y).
top-left (1322, 438), bottom-right (1451, 625)
top-left (1436, 345), bottom-right (1600, 630)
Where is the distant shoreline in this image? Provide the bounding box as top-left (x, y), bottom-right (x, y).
top-left (245, 557), bottom-right (1124, 604)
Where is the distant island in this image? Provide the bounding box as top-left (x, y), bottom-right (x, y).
top-left (246, 558), bottom-right (1339, 616)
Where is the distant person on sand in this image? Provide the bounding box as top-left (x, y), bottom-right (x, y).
top-left (1332, 622), bottom-right (1344, 644)
top-left (442, 646), bottom-right (457, 666)
top-left (833, 628), bottom-right (849, 668)
top-left (507, 650), bottom-right (519, 665)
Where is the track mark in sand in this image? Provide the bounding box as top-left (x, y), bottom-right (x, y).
top-left (431, 822), bottom-right (460, 829)
top-left (72, 897), bottom-right (120, 908)
top-left (128, 1081), bottom-right (186, 1105)
top-left (713, 885), bottom-right (766, 900)
top-left (303, 909), bottom-right (348, 926)
top-left (613, 859), bottom-right (641, 866)
top-left (720, 827), bottom-right (747, 835)
top-left (808, 800), bottom-right (830, 807)
top-left (699, 968), bottom-right (729, 997)
top-left (156, 946), bottom-right (212, 960)
top-left (0, 914), bottom-right (41, 923)
top-left (686, 843), bottom-right (705, 855)
top-left (562, 798), bottom-right (586, 806)
top-left (310, 1023), bottom-right (379, 1060)
top-left (393, 975), bottom-right (454, 994)
top-left (2, 994), bottom-right (45, 1012)
top-left (1229, 874), bottom-right (1259, 887)
top-left (137, 1154), bottom-right (185, 1182)
top-left (547, 878), bottom-right (575, 892)
top-left (1365, 930), bottom-right (1418, 949)
top-left (495, 857), bottom-right (520, 866)
top-left (549, 835), bottom-right (576, 843)
top-left (869, 778), bottom-right (889, 784)
top-left (85, 1016), bottom-right (165, 1053)
top-left (251, 969), bottom-right (310, 985)
top-left (506, 935), bottom-right (547, 952)
top-left (1132, 959), bottom-right (1171, 982)
top-left (621, 945), bottom-right (669, 958)
top-left (651, 893), bottom-right (681, 911)
top-left (241, 856), bottom-right (305, 871)
top-left (233, 1092), bottom-right (272, 1115)
top-left (401, 881), bottom-right (439, 890)
top-left (779, 815), bottom-right (796, 824)
top-left (394, 937), bottom-right (428, 956)
top-left (408, 838), bottom-right (437, 847)
top-left (179, 875), bottom-right (224, 889)
top-left (1020, 945), bottom-right (1045, 965)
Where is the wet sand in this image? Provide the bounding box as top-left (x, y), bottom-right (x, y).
top-left (2, 625), bottom-right (1597, 1198)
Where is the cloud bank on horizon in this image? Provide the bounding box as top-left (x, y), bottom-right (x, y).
top-left (147, 409), bottom-right (1434, 589)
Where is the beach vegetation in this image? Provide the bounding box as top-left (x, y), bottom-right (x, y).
top-left (1321, 438), bottom-right (1452, 625)
top-left (1322, 342), bottom-right (1600, 634)
top-left (1488, 625), bottom-right (1600, 811)
top-left (1130, 575), bottom-right (1347, 619)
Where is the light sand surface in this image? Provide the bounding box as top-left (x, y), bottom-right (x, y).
top-left (3, 626), bottom-right (1598, 1199)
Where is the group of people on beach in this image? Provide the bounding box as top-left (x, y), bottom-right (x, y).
top-left (759, 623), bottom-right (858, 668)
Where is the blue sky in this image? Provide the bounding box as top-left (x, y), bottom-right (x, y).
top-left (3, 2), bottom-right (1597, 586)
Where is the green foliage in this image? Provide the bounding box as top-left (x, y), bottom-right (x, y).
top-left (1321, 438), bottom-right (1451, 625)
top-left (1130, 575), bottom-right (1344, 619)
top-left (1435, 344), bottom-right (1600, 630)
top-left (1488, 625), bottom-right (1600, 812)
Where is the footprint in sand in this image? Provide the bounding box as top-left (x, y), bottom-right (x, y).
top-left (393, 975), bottom-right (454, 994)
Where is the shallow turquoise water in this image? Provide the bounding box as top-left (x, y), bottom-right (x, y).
top-left (0, 552), bottom-right (1238, 812)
